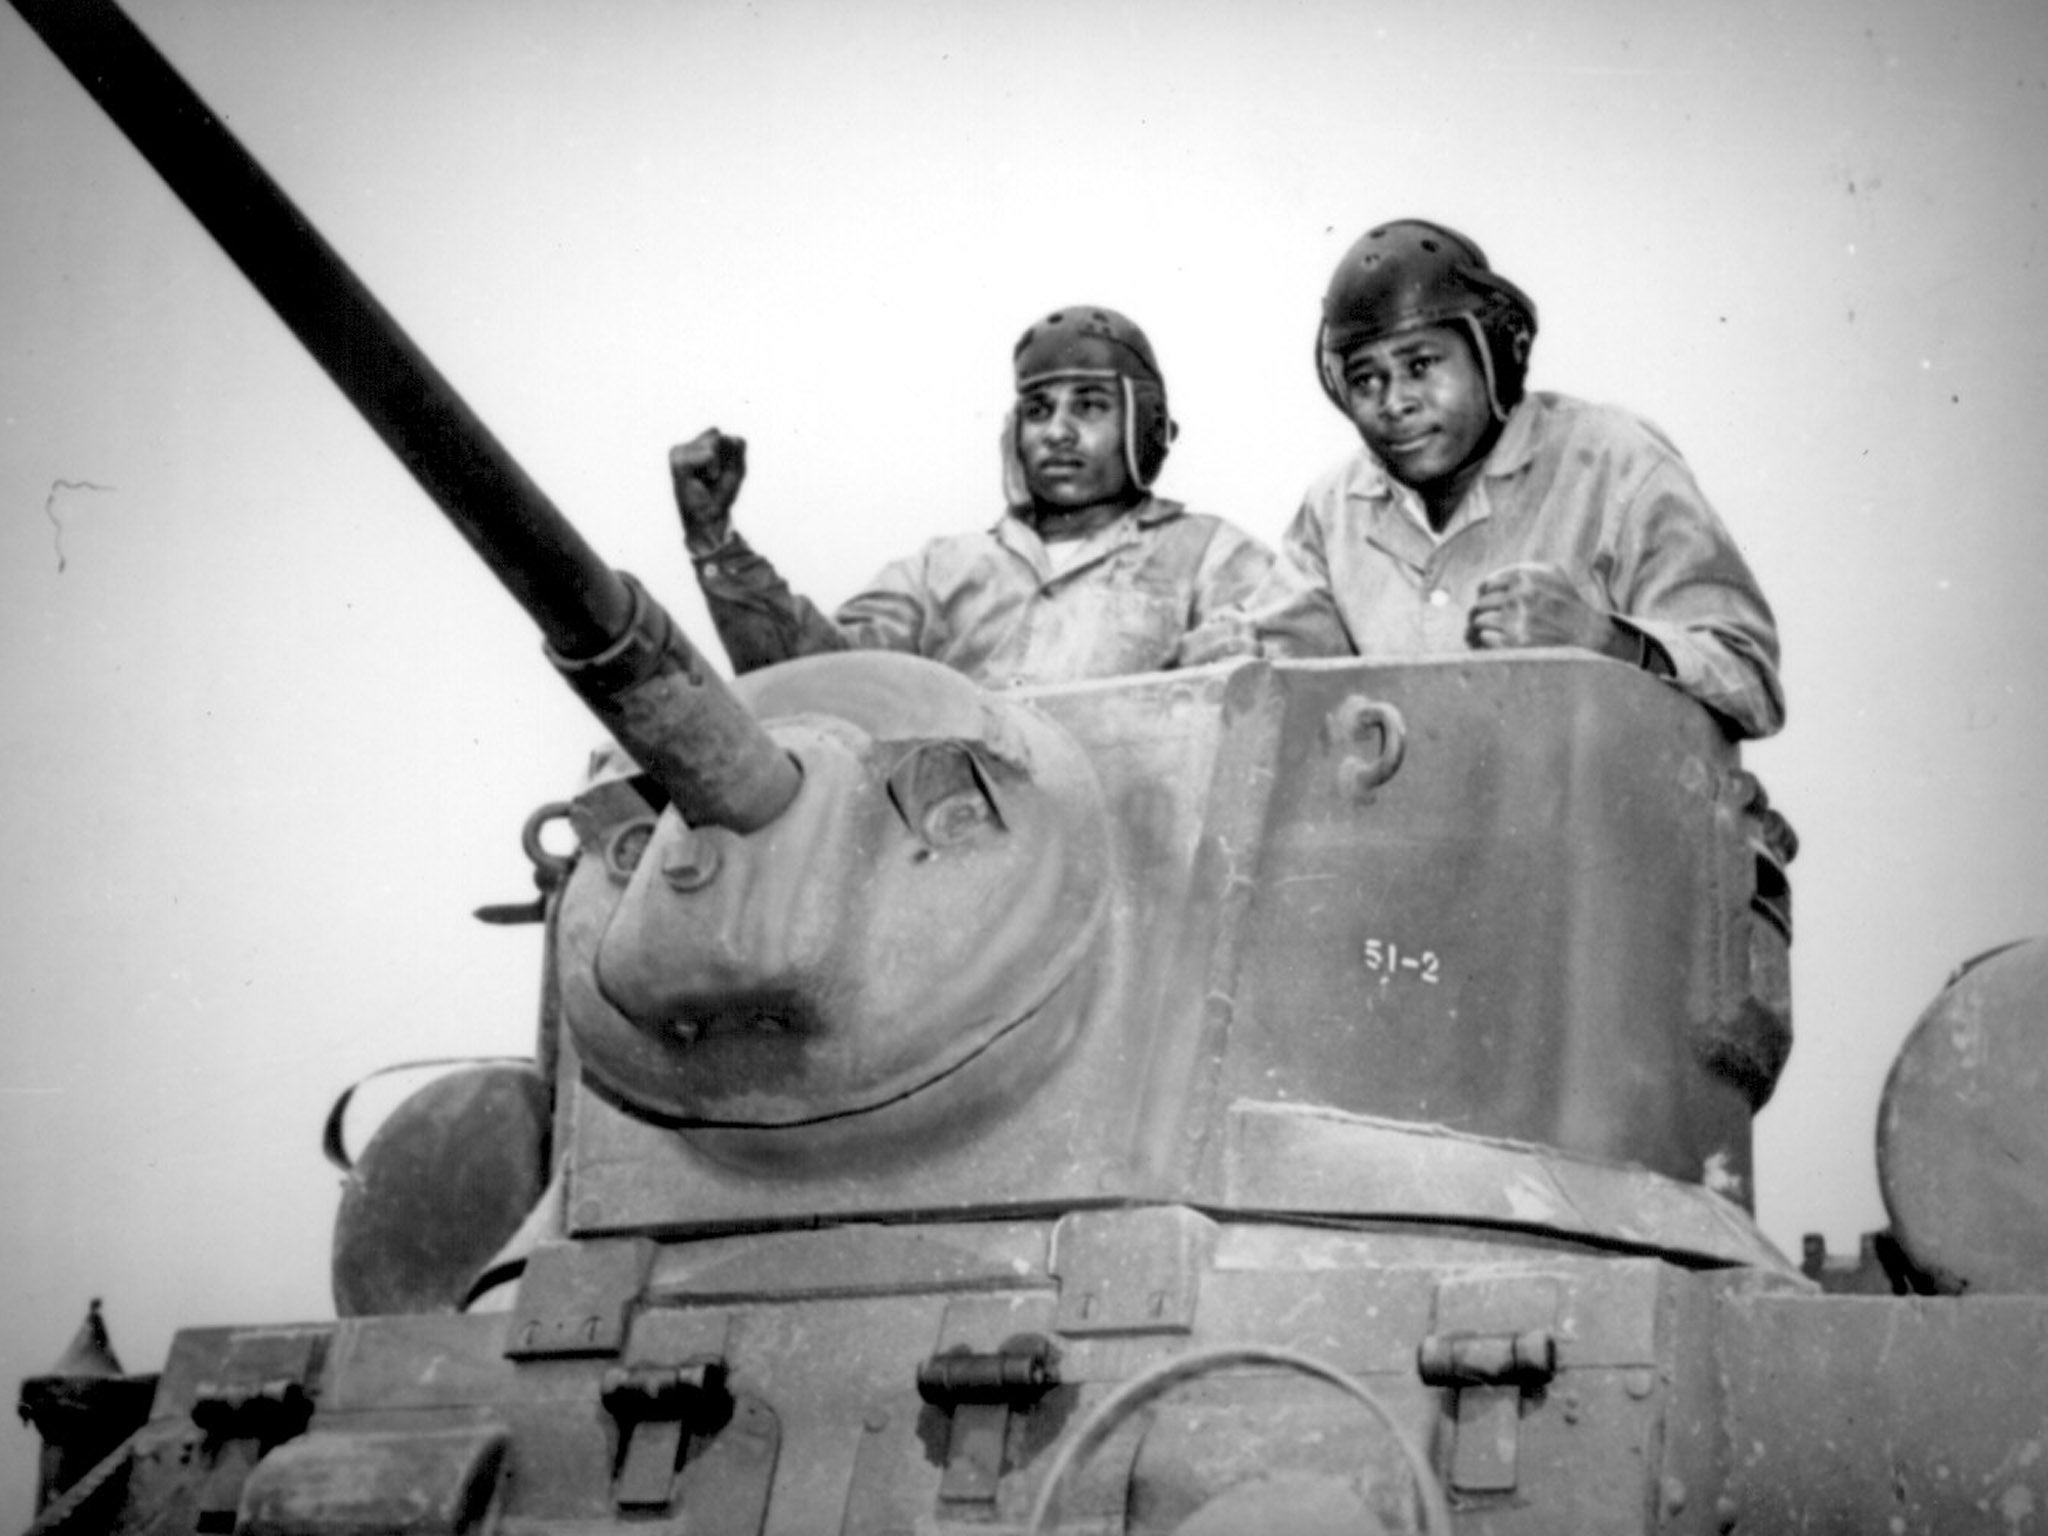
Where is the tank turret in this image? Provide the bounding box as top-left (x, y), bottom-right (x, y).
top-left (13, 1), bottom-right (2048, 1531)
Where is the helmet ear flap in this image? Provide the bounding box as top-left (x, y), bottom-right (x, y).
top-left (1316, 321), bottom-right (1346, 408)
top-left (1480, 300), bottom-right (1537, 416)
top-left (1123, 377), bottom-right (1173, 489)
top-left (998, 407), bottom-right (1029, 508)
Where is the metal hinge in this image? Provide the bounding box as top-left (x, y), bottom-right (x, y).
top-left (187, 1331), bottom-right (328, 1533)
top-left (1416, 1329), bottom-right (1558, 1389)
top-left (917, 1341), bottom-right (1060, 1509)
top-left (598, 1307), bottom-right (778, 1533)
top-left (1419, 1272), bottom-right (1563, 1497)
top-left (1416, 1328), bottom-right (1558, 1496)
top-left (602, 1361), bottom-right (730, 1513)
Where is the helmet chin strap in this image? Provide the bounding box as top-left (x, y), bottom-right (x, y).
top-left (1120, 375), bottom-right (1151, 489)
top-left (1461, 314), bottom-right (1511, 423)
top-left (999, 407), bottom-right (1029, 508)
top-left (1315, 320), bottom-right (1344, 406)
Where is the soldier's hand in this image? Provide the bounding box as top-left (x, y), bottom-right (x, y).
top-left (1467, 561), bottom-right (1629, 657)
top-left (669, 428), bottom-right (747, 555)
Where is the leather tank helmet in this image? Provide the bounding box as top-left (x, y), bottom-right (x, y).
top-left (1002, 306), bottom-right (1176, 505)
top-left (1317, 220), bottom-right (1539, 423)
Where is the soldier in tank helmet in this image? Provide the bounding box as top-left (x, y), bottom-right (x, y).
top-left (669, 306), bottom-right (1273, 687)
top-left (1238, 219), bottom-right (1783, 739)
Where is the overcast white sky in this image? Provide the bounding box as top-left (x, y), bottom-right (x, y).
top-left (4, 0), bottom-right (2047, 1519)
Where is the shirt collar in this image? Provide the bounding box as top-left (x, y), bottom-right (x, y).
top-left (1343, 395), bottom-right (1543, 489)
top-left (1483, 393), bottom-right (1543, 477)
top-left (1130, 494), bottom-right (1184, 528)
top-left (996, 495), bottom-right (1179, 580)
top-left (1343, 396), bottom-right (1543, 544)
top-left (995, 495), bottom-right (1179, 544)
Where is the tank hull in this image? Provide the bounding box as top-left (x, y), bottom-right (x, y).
top-left (36, 1212), bottom-right (2048, 1534)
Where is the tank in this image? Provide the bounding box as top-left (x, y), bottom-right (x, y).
top-left (12, 1), bottom-right (2048, 1532)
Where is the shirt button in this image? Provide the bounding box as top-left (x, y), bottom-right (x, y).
top-left (1428, 588), bottom-right (1452, 608)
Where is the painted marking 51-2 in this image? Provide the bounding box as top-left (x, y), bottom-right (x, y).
top-left (1363, 938), bottom-right (1441, 985)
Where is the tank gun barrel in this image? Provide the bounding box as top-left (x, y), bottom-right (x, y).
top-left (10, 0), bottom-right (798, 832)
